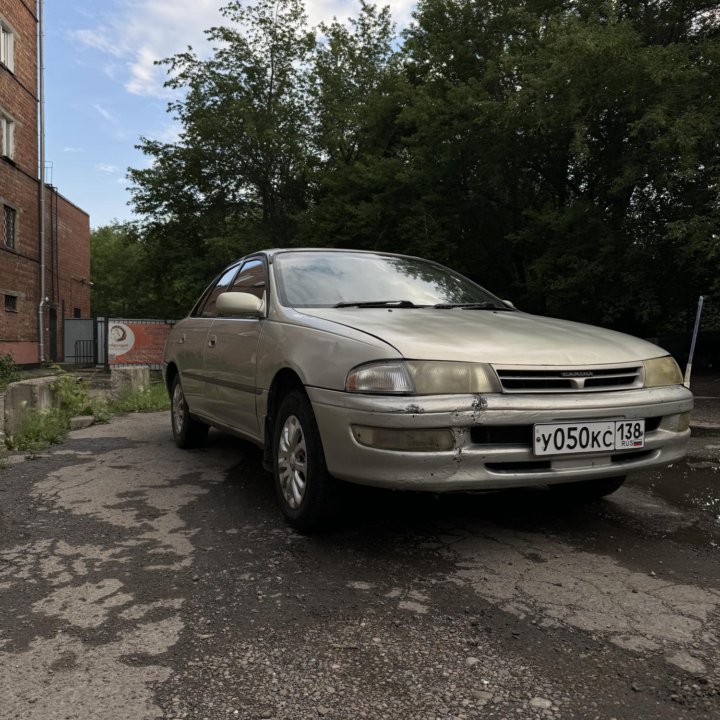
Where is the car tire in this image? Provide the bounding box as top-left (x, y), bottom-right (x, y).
top-left (170, 375), bottom-right (209, 449)
top-left (549, 475), bottom-right (626, 500)
top-left (273, 390), bottom-right (338, 532)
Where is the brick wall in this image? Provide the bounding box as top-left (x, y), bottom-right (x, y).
top-left (48, 189), bottom-right (91, 360)
top-left (0, 0), bottom-right (38, 174)
top-left (0, 1), bottom-right (91, 366)
top-left (0, 0), bottom-right (39, 363)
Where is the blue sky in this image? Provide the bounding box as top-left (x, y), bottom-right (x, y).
top-left (43, 0), bottom-right (415, 229)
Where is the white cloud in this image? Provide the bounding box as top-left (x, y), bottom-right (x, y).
top-left (72, 28), bottom-right (118, 56)
top-left (73, 1), bottom-right (228, 97)
top-left (93, 103), bottom-right (120, 126)
top-left (63, 147), bottom-right (85, 153)
top-left (92, 103), bottom-right (129, 141)
top-left (96, 163), bottom-right (119, 173)
top-left (73, 1), bottom-right (417, 98)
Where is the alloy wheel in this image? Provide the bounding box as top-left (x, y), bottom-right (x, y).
top-left (277, 414), bottom-right (308, 509)
top-left (172, 382), bottom-right (185, 434)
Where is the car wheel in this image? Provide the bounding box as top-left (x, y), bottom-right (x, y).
top-left (273, 390), bottom-right (338, 532)
top-left (170, 375), bottom-right (209, 449)
top-left (549, 475), bottom-right (626, 500)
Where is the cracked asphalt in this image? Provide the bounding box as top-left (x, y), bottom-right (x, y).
top-left (1, 383), bottom-right (719, 720)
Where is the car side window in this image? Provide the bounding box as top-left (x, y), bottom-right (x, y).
top-left (198, 265), bottom-right (240, 318)
top-left (231, 259), bottom-right (266, 302)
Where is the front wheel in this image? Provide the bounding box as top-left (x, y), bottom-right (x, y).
top-left (170, 375), bottom-right (209, 449)
top-left (548, 475), bottom-right (626, 500)
top-left (273, 390), bottom-right (338, 532)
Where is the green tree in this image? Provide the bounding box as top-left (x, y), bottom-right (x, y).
top-left (91, 222), bottom-right (157, 317)
top-left (399, 0), bottom-right (720, 331)
top-left (124, 0), bottom-right (719, 333)
top-left (300, 1), bottom-right (416, 251)
top-left (129, 0), bottom-right (315, 313)
top-left (499, 1), bottom-right (720, 332)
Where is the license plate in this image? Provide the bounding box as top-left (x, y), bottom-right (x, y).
top-left (533, 420), bottom-right (645, 456)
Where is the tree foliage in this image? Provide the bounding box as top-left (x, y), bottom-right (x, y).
top-left (98, 0), bottom-right (719, 334)
top-left (91, 222), bottom-right (157, 317)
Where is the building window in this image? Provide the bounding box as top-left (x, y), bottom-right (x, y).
top-left (1, 114), bottom-right (14, 159)
top-left (0, 21), bottom-right (13, 72)
top-left (73, 308), bottom-right (81, 318)
top-left (4, 294), bottom-right (17, 312)
top-left (3, 205), bottom-right (16, 248)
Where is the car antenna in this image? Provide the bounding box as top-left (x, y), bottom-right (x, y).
top-left (683, 295), bottom-right (704, 389)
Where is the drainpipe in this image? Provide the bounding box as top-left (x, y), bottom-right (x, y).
top-left (37, 0), bottom-right (46, 362)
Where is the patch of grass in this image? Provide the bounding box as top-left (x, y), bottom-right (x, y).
top-left (2, 374), bottom-right (168, 459)
top-left (108, 383), bottom-right (170, 413)
top-left (4, 408), bottom-right (68, 451)
top-left (3, 372), bottom-right (110, 454)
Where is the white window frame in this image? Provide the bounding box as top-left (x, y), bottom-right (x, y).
top-left (0, 20), bottom-right (14, 72)
top-left (0, 113), bottom-right (15, 160)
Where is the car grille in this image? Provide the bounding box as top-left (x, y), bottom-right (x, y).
top-left (493, 365), bottom-right (643, 393)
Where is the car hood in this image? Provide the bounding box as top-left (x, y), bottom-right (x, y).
top-left (295, 308), bottom-right (667, 365)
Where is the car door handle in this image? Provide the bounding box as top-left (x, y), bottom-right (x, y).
top-left (208, 335), bottom-right (217, 348)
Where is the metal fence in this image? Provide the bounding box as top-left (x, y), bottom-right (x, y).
top-left (62, 317), bottom-right (108, 366)
top-left (63, 317), bottom-right (174, 368)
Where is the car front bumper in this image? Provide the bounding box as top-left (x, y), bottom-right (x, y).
top-left (307, 385), bottom-right (693, 492)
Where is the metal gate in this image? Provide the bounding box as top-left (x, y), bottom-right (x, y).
top-left (63, 318), bottom-right (106, 365)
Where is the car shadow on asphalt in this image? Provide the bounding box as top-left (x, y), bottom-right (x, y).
top-left (204, 429), bottom-right (625, 542)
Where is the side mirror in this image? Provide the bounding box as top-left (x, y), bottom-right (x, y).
top-left (216, 292), bottom-right (264, 317)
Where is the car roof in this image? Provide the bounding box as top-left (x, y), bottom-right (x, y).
top-left (257, 248), bottom-right (425, 263)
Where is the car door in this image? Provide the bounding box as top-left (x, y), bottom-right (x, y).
top-left (176, 264), bottom-right (240, 418)
top-left (202, 258), bottom-right (267, 438)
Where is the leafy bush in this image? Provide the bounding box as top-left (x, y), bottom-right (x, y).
top-left (53, 373), bottom-right (102, 417)
top-left (0, 354), bottom-right (19, 391)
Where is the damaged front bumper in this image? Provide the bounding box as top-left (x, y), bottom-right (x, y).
top-left (307, 385), bottom-right (693, 492)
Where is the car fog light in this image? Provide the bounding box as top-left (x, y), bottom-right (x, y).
top-left (351, 426), bottom-right (455, 452)
top-left (677, 412), bottom-right (690, 433)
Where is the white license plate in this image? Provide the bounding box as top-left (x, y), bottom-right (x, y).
top-left (533, 420), bottom-right (645, 456)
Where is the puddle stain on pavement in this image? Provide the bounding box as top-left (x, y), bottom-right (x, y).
top-left (444, 527), bottom-right (720, 676)
top-left (0, 424), bottom-right (225, 720)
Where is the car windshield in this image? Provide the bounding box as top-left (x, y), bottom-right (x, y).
top-left (274, 251), bottom-right (505, 308)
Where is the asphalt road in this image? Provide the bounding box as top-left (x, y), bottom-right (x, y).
top-left (0, 406), bottom-right (718, 720)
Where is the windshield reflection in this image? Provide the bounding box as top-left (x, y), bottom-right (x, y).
top-left (274, 252), bottom-right (501, 308)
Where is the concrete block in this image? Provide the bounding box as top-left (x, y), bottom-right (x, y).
top-left (110, 367), bottom-right (150, 399)
top-left (69, 415), bottom-right (95, 430)
top-left (3, 377), bottom-right (58, 435)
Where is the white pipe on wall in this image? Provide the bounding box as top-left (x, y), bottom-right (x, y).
top-left (37, 0), bottom-right (46, 362)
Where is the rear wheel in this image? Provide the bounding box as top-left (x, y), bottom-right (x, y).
top-left (273, 390), bottom-right (338, 532)
top-left (549, 475), bottom-right (626, 500)
top-left (170, 375), bottom-right (209, 449)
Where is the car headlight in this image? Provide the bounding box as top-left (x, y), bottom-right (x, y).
top-left (345, 360), bottom-right (500, 395)
top-left (643, 356), bottom-right (683, 387)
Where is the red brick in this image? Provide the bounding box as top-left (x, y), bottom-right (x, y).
top-left (0, 1), bottom-right (90, 365)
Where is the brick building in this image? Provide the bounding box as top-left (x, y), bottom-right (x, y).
top-left (0, 0), bottom-right (90, 364)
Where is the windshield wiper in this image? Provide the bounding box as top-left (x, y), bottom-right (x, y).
top-left (433, 302), bottom-right (514, 311)
top-left (334, 300), bottom-right (421, 308)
